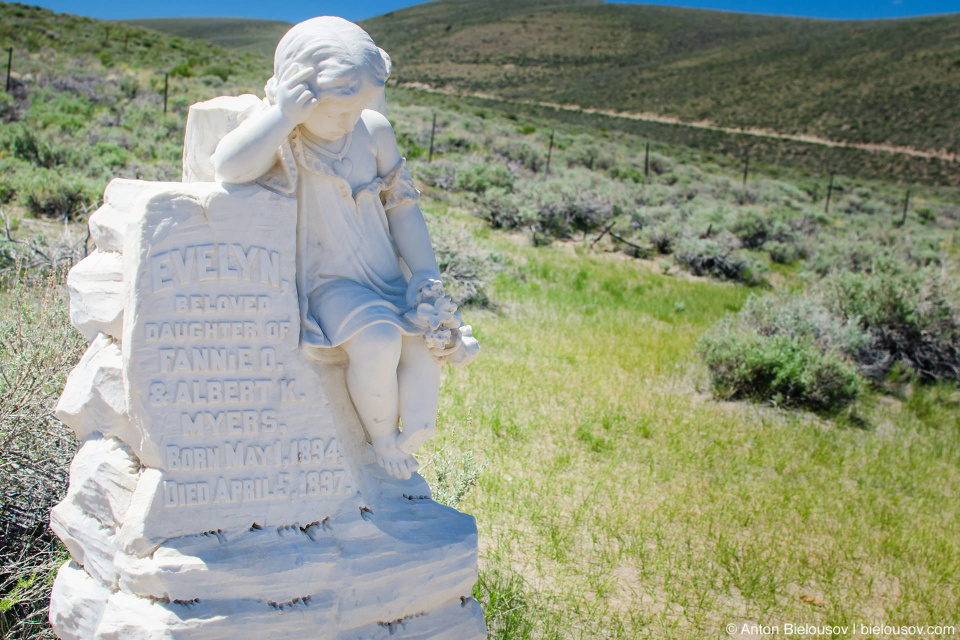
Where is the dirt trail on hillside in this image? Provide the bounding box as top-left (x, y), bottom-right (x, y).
top-left (401, 82), bottom-right (959, 163)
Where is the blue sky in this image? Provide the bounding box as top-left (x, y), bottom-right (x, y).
top-left (27, 0), bottom-right (960, 22)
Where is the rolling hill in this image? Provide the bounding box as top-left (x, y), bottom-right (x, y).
top-left (358, 0), bottom-right (960, 155)
top-left (120, 17), bottom-right (292, 58)
top-left (109, 1), bottom-right (960, 158)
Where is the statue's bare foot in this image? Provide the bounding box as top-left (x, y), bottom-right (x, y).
top-left (371, 434), bottom-right (419, 480)
top-left (396, 423), bottom-right (436, 455)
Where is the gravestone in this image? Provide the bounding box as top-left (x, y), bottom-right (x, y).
top-left (47, 19), bottom-right (487, 638)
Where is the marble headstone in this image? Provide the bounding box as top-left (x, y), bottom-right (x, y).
top-left (48, 17), bottom-right (486, 640)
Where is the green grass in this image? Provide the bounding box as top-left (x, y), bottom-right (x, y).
top-left (427, 237), bottom-right (960, 637)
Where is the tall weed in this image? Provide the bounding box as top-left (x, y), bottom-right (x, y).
top-left (0, 271), bottom-right (85, 639)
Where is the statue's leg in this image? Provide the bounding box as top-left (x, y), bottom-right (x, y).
top-left (396, 335), bottom-right (442, 455)
top-left (341, 323), bottom-right (418, 480)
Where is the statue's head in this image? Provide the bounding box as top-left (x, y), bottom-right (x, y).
top-left (266, 16), bottom-right (391, 139)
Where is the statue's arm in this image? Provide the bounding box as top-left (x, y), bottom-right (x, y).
top-left (212, 66), bottom-right (318, 184)
top-left (368, 112), bottom-right (442, 301)
top-left (212, 106), bottom-right (296, 183)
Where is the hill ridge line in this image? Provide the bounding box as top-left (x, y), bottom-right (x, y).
top-left (399, 82), bottom-right (959, 164)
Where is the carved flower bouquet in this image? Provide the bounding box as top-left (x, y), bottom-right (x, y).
top-left (405, 280), bottom-right (479, 365)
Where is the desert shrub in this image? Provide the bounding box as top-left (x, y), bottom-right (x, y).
top-left (425, 448), bottom-right (486, 508)
top-left (646, 223), bottom-right (678, 254)
top-left (674, 238), bottom-right (766, 286)
top-left (475, 169), bottom-right (622, 239)
top-left (609, 165), bottom-right (645, 183)
top-left (0, 272), bottom-right (85, 638)
top-left (754, 179), bottom-right (811, 207)
top-left (841, 193), bottom-right (879, 216)
top-left (199, 75), bottom-right (225, 89)
top-left (730, 208), bottom-right (771, 249)
top-left (820, 264), bottom-right (960, 382)
top-left (916, 206), bottom-right (936, 224)
top-left (565, 141), bottom-right (614, 171)
top-left (767, 240), bottom-right (806, 264)
top-left (414, 159), bottom-right (457, 190)
top-left (698, 294), bottom-right (866, 413)
top-left (732, 293), bottom-right (871, 354)
top-left (429, 220), bottom-right (499, 308)
top-left (204, 64), bottom-right (231, 82)
top-left (435, 131), bottom-right (472, 154)
top-left (0, 179), bottom-right (15, 205)
top-left (90, 141), bottom-right (132, 169)
top-left (476, 187), bottom-right (522, 229)
top-left (534, 190), bottom-right (613, 238)
top-left (807, 238), bottom-right (895, 276)
top-left (454, 162), bottom-right (514, 195)
top-left (646, 153), bottom-right (670, 176)
top-left (1, 125), bottom-right (67, 169)
top-left (19, 171), bottom-right (95, 220)
top-left (169, 62), bottom-right (194, 78)
top-left (25, 90), bottom-right (95, 133)
top-left (493, 140), bottom-right (543, 172)
top-left (118, 76), bottom-right (139, 99)
top-left (0, 92), bottom-right (18, 123)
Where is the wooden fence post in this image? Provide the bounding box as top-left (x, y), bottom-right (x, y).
top-left (163, 72), bottom-right (168, 114)
top-left (545, 130), bottom-right (554, 174)
top-left (742, 150), bottom-right (749, 188)
top-left (824, 173), bottom-right (834, 214)
top-left (5, 48), bottom-right (12, 93)
top-left (900, 189), bottom-right (911, 226)
top-left (428, 113), bottom-right (436, 163)
top-left (644, 141), bottom-right (650, 179)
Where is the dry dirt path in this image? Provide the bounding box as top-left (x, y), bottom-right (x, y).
top-left (400, 82), bottom-right (959, 163)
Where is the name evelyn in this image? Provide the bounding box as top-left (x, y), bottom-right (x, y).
top-left (151, 244), bottom-right (282, 293)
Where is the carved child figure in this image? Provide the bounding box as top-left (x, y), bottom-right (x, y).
top-left (212, 17), bottom-right (477, 481)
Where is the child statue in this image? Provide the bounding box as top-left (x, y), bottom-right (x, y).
top-left (211, 17), bottom-right (478, 482)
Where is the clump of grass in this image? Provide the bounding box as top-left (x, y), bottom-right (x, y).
top-left (697, 293), bottom-right (866, 413)
top-left (473, 562), bottom-right (560, 640)
top-left (424, 448), bottom-right (487, 509)
top-left (0, 269), bottom-right (85, 639)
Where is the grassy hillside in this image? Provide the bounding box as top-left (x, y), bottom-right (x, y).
top-left (0, 2), bottom-right (272, 223)
top-left (360, 0), bottom-right (960, 155)
top-left (121, 17), bottom-right (292, 58)
top-left (101, 2), bottom-right (960, 185)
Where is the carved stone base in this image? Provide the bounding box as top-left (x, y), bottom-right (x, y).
top-left (51, 487), bottom-right (484, 640)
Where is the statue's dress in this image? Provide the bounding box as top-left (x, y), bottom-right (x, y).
top-left (283, 127), bottom-right (422, 353)
top-left (182, 96), bottom-right (474, 363)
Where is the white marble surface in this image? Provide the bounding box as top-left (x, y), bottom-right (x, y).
top-left (50, 17), bottom-right (485, 639)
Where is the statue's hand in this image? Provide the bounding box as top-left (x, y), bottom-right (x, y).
top-left (406, 272), bottom-right (444, 309)
top-left (276, 64), bottom-right (319, 125)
